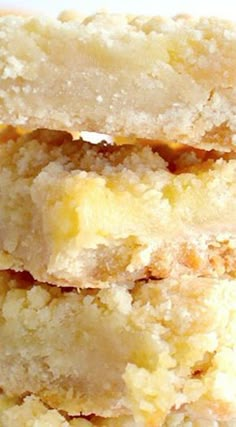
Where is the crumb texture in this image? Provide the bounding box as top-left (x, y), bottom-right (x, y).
top-left (0, 127), bottom-right (236, 287)
top-left (1, 393), bottom-right (236, 427)
top-left (0, 13), bottom-right (236, 149)
top-left (1, 271), bottom-right (236, 425)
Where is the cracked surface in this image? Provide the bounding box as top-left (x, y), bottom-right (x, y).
top-left (1, 272), bottom-right (236, 425)
top-left (0, 13), bottom-right (236, 149)
top-left (0, 127), bottom-right (236, 287)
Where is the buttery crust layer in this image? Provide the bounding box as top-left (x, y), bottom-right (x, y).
top-left (1, 271), bottom-right (236, 425)
top-left (0, 13), bottom-right (236, 150)
top-left (1, 395), bottom-right (235, 427)
top-left (0, 127), bottom-right (236, 288)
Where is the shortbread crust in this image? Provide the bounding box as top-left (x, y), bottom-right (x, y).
top-left (0, 13), bottom-right (236, 150)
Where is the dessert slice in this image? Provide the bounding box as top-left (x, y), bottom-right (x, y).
top-left (0, 12), bottom-right (236, 151)
top-left (1, 271), bottom-right (236, 425)
top-left (0, 127), bottom-right (236, 287)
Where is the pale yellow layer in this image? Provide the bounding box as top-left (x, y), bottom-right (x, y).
top-left (0, 127), bottom-right (236, 287)
top-left (0, 13), bottom-right (236, 149)
top-left (1, 394), bottom-right (236, 427)
top-left (1, 271), bottom-right (236, 424)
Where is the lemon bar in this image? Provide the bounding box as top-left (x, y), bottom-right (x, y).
top-left (0, 13), bottom-right (236, 150)
top-left (0, 127), bottom-right (236, 287)
top-left (1, 271), bottom-right (236, 425)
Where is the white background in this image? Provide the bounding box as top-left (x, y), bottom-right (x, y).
top-left (0, 0), bottom-right (236, 19)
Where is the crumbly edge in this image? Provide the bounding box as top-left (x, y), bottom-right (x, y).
top-left (1, 271), bottom-right (236, 423)
top-left (1, 127), bottom-right (236, 287)
top-left (1, 392), bottom-right (236, 427)
top-left (0, 14), bottom-right (236, 149)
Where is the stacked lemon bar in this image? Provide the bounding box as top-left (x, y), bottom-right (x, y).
top-left (0, 11), bottom-right (236, 427)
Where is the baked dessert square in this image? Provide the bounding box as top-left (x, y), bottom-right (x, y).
top-left (0, 13), bottom-right (236, 150)
top-left (0, 127), bottom-right (236, 287)
top-left (1, 271), bottom-right (236, 425)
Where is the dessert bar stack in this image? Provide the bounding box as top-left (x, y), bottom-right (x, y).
top-left (0, 11), bottom-right (236, 427)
